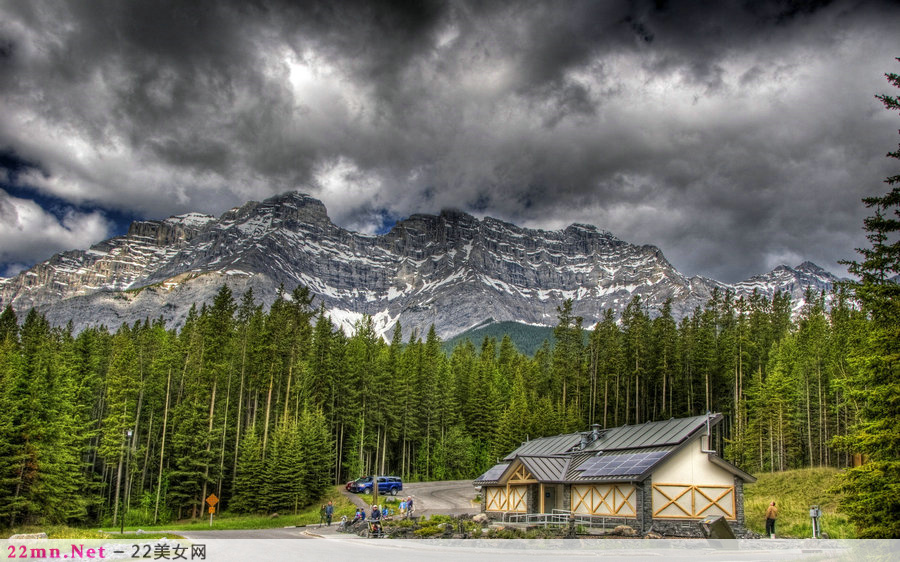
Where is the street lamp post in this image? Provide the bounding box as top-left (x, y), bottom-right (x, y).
top-left (121, 429), bottom-right (133, 535)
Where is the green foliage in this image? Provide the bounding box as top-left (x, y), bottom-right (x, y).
top-left (444, 321), bottom-right (554, 356)
top-left (744, 468), bottom-right (854, 538)
top-left (832, 57), bottom-right (900, 539)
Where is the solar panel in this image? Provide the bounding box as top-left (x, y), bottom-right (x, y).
top-left (576, 451), bottom-right (668, 477)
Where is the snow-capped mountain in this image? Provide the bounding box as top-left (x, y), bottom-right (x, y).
top-left (0, 191), bottom-right (843, 338)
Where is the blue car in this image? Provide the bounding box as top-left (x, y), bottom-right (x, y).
top-left (349, 476), bottom-right (403, 495)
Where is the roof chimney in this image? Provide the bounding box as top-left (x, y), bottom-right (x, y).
top-left (579, 432), bottom-right (590, 450)
top-left (591, 424), bottom-right (602, 442)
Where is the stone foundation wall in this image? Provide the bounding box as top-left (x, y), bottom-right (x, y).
top-left (527, 485), bottom-right (540, 513)
top-left (648, 518), bottom-right (754, 538)
top-left (734, 478), bottom-right (745, 525)
top-left (637, 479), bottom-right (653, 532)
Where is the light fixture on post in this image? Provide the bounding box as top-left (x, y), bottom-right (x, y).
top-left (121, 429), bottom-right (133, 535)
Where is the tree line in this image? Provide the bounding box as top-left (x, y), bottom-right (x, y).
top-left (0, 281), bottom-right (875, 529)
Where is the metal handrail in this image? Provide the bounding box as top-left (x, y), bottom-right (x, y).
top-left (502, 511), bottom-right (630, 530)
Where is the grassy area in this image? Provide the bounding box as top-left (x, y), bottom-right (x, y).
top-left (0, 525), bottom-right (183, 540)
top-left (137, 486), bottom-right (358, 531)
top-left (743, 467), bottom-right (854, 538)
top-left (1, 487), bottom-right (358, 538)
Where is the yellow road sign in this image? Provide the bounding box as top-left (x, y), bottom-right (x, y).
top-left (206, 494), bottom-right (219, 507)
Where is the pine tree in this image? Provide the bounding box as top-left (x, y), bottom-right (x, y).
top-left (493, 367), bottom-right (530, 460)
top-left (261, 419), bottom-right (303, 513)
top-left (298, 407), bottom-right (333, 505)
top-left (833, 58), bottom-right (900, 538)
top-left (552, 299), bottom-right (585, 427)
top-left (590, 309), bottom-right (622, 427)
top-left (0, 316), bottom-right (26, 524)
top-left (0, 305), bottom-right (17, 343)
top-left (230, 429), bottom-right (264, 513)
top-left (621, 296), bottom-right (649, 424)
top-left (651, 299), bottom-right (678, 420)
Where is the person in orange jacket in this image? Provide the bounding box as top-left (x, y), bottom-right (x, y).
top-left (765, 501), bottom-right (778, 538)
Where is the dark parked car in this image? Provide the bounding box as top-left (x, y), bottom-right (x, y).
top-left (348, 476), bottom-right (403, 495)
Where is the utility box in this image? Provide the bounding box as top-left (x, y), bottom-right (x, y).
top-left (699, 515), bottom-right (736, 539)
top-left (810, 505), bottom-right (823, 538)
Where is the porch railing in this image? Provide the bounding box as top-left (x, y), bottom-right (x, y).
top-left (503, 509), bottom-right (629, 530)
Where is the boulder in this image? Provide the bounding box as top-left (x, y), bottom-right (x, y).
top-left (611, 525), bottom-right (636, 537)
top-left (472, 513), bottom-right (489, 525)
top-left (9, 533), bottom-right (48, 540)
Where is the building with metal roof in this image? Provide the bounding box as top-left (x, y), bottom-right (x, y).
top-left (473, 413), bottom-right (756, 536)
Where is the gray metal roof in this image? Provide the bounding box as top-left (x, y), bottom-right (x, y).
top-left (503, 414), bottom-right (716, 461)
top-left (583, 414), bottom-right (717, 452)
top-left (503, 433), bottom-right (583, 461)
top-left (478, 414), bottom-right (755, 486)
top-left (474, 462), bottom-right (510, 485)
top-left (518, 456), bottom-right (569, 482)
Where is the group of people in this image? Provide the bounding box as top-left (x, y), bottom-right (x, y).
top-left (318, 501), bottom-right (334, 526)
top-left (355, 496), bottom-right (414, 522)
top-left (398, 496), bottom-right (414, 517)
top-left (340, 496), bottom-right (414, 536)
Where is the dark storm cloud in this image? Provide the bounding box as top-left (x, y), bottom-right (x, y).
top-left (0, 0), bottom-right (898, 281)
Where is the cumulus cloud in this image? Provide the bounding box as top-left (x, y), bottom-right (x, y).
top-left (0, 0), bottom-right (898, 281)
top-left (0, 189), bottom-right (112, 277)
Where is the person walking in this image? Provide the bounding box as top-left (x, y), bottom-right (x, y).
top-left (319, 504), bottom-right (327, 527)
top-left (765, 501), bottom-right (778, 538)
top-left (325, 500), bottom-right (334, 526)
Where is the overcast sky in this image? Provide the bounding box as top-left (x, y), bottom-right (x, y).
top-left (1, 0), bottom-right (898, 282)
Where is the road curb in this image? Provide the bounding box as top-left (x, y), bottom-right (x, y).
top-left (301, 530), bottom-right (324, 538)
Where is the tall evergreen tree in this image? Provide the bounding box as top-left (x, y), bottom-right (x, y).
top-left (833, 58), bottom-right (900, 538)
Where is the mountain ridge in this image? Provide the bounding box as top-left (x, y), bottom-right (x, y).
top-left (0, 191), bottom-right (844, 338)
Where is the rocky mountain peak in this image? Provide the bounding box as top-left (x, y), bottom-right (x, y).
top-left (796, 261), bottom-right (828, 275)
top-left (0, 191), bottom-right (842, 339)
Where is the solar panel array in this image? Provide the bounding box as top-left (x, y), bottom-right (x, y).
top-left (576, 451), bottom-right (668, 477)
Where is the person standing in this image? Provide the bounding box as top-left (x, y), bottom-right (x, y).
top-left (325, 500), bottom-right (334, 526)
top-left (319, 504), bottom-right (327, 526)
top-left (765, 501), bottom-right (778, 538)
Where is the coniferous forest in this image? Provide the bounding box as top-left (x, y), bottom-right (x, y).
top-left (0, 284), bottom-right (878, 527)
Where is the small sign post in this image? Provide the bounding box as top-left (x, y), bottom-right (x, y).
top-left (206, 494), bottom-right (219, 527)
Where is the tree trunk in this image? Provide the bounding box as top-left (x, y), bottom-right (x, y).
top-left (139, 410), bottom-right (153, 495)
top-left (218, 360), bottom-right (234, 499)
top-left (154, 369), bottom-right (172, 524)
top-left (201, 377), bottom-right (218, 507)
top-left (262, 367), bottom-right (274, 458)
top-left (232, 334), bottom-right (248, 488)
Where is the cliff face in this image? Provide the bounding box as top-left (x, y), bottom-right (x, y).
top-left (0, 191), bottom-right (842, 338)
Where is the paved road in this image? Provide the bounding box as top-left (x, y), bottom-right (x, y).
top-left (343, 479), bottom-right (479, 517)
top-left (178, 527), bottom-right (316, 540)
top-left (402, 479), bottom-right (479, 517)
